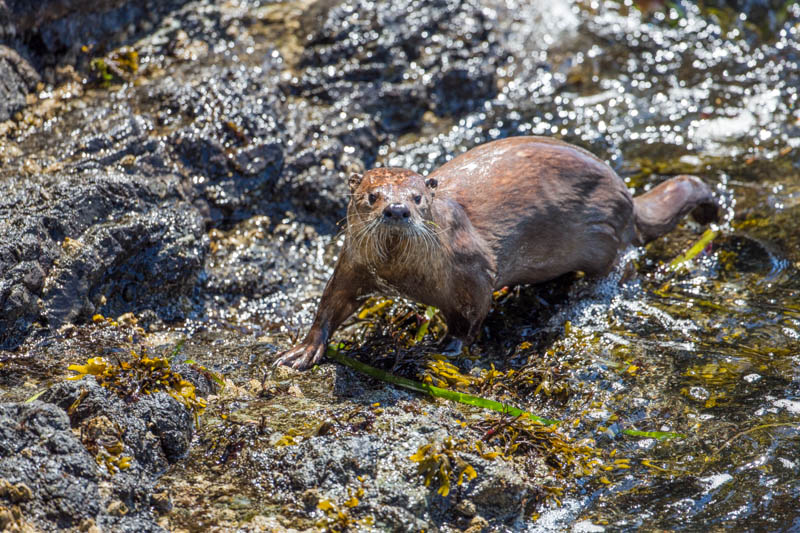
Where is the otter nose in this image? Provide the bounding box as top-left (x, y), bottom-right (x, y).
top-left (383, 203), bottom-right (410, 220)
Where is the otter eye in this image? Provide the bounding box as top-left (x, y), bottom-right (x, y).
top-left (413, 195), bottom-right (422, 205)
top-left (367, 193), bottom-right (378, 205)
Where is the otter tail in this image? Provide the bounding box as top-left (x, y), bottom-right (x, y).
top-left (633, 175), bottom-right (718, 245)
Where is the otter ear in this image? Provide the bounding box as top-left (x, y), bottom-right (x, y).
top-left (348, 173), bottom-right (363, 192)
top-left (425, 178), bottom-right (438, 190)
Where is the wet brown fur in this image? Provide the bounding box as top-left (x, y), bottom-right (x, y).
top-left (276, 136), bottom-right (717, 369)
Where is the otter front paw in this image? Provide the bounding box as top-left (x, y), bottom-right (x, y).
top-left (274, 342), bottom-right (326, 370)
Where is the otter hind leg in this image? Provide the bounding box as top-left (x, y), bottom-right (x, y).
top-left (438, 288), bottom-right (492, 350)
top-left (579, 227), bottom-right (623, 278)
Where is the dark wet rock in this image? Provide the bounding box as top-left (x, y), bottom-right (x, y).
top-left (0, 167), bottom-right (207, 349)
top-left (44, 202), bottom-right (207, 327)
top-left (0, 45), bottom-right (39, 122)
top-left (0, 0), bottom-right (187, 52)
top-left (0, 0), bottom-right (509, 349)
top-left (136, 309), bottom-right (165, 332)
top-left (143, 49), bottom-right (373, 228)
top-left (431, 63), bottom-right (498, 117)
top-left (151, 59), bottom-right (287, 224)
top-left (289, 0), bottom-right (502, 130)
top-left (253, 432), bottom-right (432, 530)
top-left (0, 400), bottom-right (167, 531)
top-left (0, 18), bottom-right (291, 348)
top-left (0, 0), bottom-right (197, 103)
top-left (200, 214), bottom-right (338, 330)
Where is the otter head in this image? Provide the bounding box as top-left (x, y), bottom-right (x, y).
top-left (346, 168), bottom-right (439, 266)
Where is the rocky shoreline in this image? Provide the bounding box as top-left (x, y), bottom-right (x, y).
top-left (2, 0), bottom-right (799, 531)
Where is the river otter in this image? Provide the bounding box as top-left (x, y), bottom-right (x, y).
top-left (275, 136), bottom-right (717, 369)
